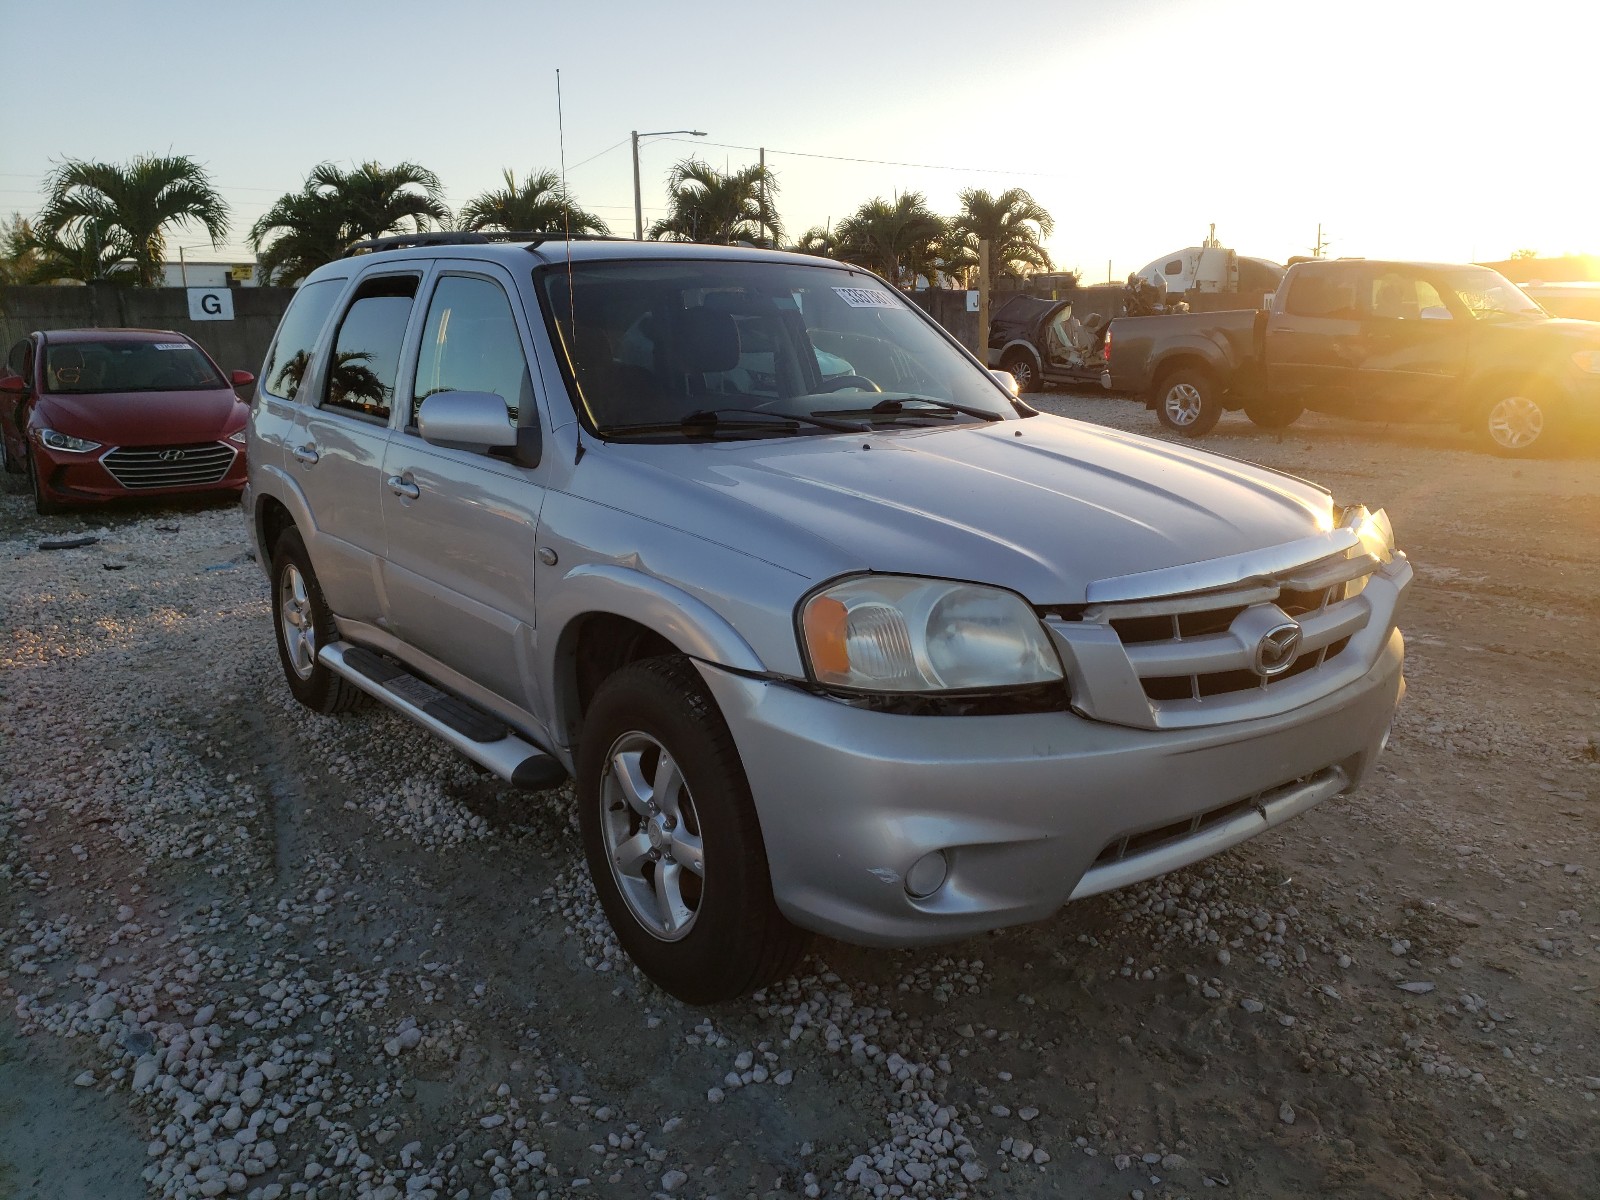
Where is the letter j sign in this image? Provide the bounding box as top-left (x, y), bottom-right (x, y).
top-left (187, 288), bottom-right (235, 321)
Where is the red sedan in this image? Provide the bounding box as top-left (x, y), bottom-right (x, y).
top-left (1, 328), bottom-right (255, 515)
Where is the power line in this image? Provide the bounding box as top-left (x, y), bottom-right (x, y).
top-left (657, 137), bottom-right (1051, 178)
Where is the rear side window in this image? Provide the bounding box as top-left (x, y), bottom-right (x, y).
top-left (262, 278), bottom-right (344, 401)
top-left (323, 274), bottom-right (420, 422)
top-left (1284, 266), bottom-right (1361, 319)
top-left (410, 275), bottom-right (532, 428)
top-left (6, 338), bottom-right (30, 378)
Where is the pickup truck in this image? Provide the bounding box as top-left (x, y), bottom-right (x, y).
top-left (1104, 258), bottom-right (1600, 454)
top-left (246, 233), bottom-right (1410, 1003)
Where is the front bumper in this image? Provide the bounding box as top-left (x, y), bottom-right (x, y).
top-left (31, 439), bottom-right (246, 505)
top-left (697, 628), bottom-right (1404, 946)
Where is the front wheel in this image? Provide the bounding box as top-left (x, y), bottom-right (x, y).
top-left (999, 350), bottom-right (1038, 394)
top-left (1154, 368), bottom-right (1224, 436)
top-left (577, 656), bottom-right (807, 1004)
top-left (29, 448), bottom-right (63, 515)
top-left (1481, 389), bottom-right (1550, 455)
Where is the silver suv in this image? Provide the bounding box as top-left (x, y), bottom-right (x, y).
top-left (244, 235), bottom-right (1410, 1003)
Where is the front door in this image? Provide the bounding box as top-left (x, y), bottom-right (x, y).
top-left (379, 266), bottom-right (546, 711)
top-left (1346, 265), bottom-right (1469, 420)
top-left (1264, 262), bottom-right (1364, 412)
top-left (287, 270), bottom-right (423, 625)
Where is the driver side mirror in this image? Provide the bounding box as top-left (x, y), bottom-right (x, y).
top-left (230, 369), bottom-right (256, 388)
top-left (1419, 306), bottom-right (1453, 321)
top-left (990, 369), bottom-right (1020, 397)
top-left (418, 390), bottom-right (540, 466)
top-left (0, 375), bottom-right (29, 395)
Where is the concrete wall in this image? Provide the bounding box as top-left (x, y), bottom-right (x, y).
top-left (0, 284), bottom-right (294, 375)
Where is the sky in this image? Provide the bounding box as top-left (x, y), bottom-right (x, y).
top-left (2, 0), bottom-right (1595, 279)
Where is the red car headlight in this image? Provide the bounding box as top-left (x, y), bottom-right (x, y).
top-left (37, 428), bottom-right (102, 454)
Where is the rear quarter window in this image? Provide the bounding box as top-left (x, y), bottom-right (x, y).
top-left (262, 278), bottom-right (346, 401)
top-left (1284, 266), bottom-right (1362, 319)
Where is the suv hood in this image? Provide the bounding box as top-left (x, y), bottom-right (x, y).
top-left (581, 415), bottom-right (1334, 604)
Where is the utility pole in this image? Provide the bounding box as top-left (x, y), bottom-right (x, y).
top-left (179, 245), bottom-right (188, 288)
top-left (759, 147), bottom-right (767, 248)
top-left (977, 239), bottom-right (992, 370)
top-left (1312, 223), bottom-right (1331, 259)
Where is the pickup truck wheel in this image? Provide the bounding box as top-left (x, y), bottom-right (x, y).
top-left (999, 351), bottom-right (1038, 393)
top-left (270, 528), bottom-right (370, 714)
top-left (1154, 369), bottom-right (1223, 436)
top-left (1482, 390), bottom-right (1549, 455)
top-left (578, 656), bottom-right (807, 1004)
top-left (1244, 400), bottom-right (1303, 430)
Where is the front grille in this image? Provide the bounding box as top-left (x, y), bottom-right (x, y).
top-left (1043, 538), bottom-right (1399, 731)
top-left (102, 442), bottom-right (235, 489)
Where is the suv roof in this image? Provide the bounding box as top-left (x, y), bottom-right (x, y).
top-left (311, 235), bottom-right (845, 280)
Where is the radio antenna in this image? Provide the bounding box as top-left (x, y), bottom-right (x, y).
top-left (556, 68), bottom-right (589, 459)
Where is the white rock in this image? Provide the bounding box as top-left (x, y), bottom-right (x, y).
top-left (73, 1071), bottom-right (96, 1087)
top-left (1279, 1102), bottom-right (1296, 1125)
top-left (87, 995), bottom-right (117, 1021)
top-left (660, 1169), bottom-right (688, 1192)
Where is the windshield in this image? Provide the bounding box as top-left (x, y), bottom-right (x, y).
top-left (1432, 266), bottom-right (1546, 321)
top-left (43, 339), bottom-right (226, 394)
top-left (538, 258), bottom-right (1016, 437)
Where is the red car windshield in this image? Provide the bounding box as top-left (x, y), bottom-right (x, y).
top-left (43, 340), bottom-right (226, 394)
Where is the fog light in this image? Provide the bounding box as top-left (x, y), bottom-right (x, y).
top-left (905, 850), bottom-right (949, 898)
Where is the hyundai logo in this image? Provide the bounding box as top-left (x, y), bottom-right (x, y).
top-left (158, 449), bottom-right (186, 462)
top-left (1254, 622), bottom-right (1303, 678)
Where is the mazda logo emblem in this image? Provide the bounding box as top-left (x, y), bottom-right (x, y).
top-left (158, 449), bottom-right (186, 462)
top-left (1254, 622), bottom-right (1303, 678)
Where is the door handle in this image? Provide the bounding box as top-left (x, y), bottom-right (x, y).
top-left (292, 444), bottom-right (319, 465)
top-left (386, 475), bottom-right (420, 500)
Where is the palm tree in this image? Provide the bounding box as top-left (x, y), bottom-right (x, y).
top-left (459, 169), bottom-right (608, 235)
top-left (948, 187), bottom-right (1054, 283)
top-left (37, 155), bottom-right (229, 287)
top-left (306, 160), bottom-right (451, 242)
top-left (249, 189), bottom-right (349, 286)
top-left (834, 194), bottom-right (946, 288)
top-left (648, 159), bottom-right (781, 246)
top-left (251, 160), bottom-right (452, 284)
top-left (793, 226), bottom-right (838, 259)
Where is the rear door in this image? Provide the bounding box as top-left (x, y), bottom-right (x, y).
top-left (378, 263), bottom-right (547, 710)
top-left (1346, 265), bottom-right (1469, 419)
top-left (1263, 262), bottom-right (1365, 411)
top-left (287, 269), bottom-right (423, 624)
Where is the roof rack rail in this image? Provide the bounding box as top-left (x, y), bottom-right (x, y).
top-left (343, 231), bottom-right (634, 257)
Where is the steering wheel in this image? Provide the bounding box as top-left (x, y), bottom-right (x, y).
top-left (814, 375), bottom-right (881, 394)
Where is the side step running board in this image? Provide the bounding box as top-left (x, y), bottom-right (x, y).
top-left (319, 641), bottom-right (567, 790)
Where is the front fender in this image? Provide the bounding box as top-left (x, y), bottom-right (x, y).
top-left (537, 564), bottom-right (769, 750)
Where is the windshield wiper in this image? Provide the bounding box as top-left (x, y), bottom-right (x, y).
top-left (822, 396), bottom-right (1003, 422)
top-left (603, 407), bottom-right (865, 438)
top-left (681, 407), bottom-right (865, 432)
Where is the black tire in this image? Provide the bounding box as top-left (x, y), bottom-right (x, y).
top-left (269, 528), bottom-right (369, 713)
top-left (577, 656), bottom-right (807, 1004)
top-left (999, 350), bottom-right (1039, 394)
top-left (1244, 400), bottom-right (1304, 430)
top-left (1153, 368), bottom-right (1224, 437)
top-left (29, 448), bottom-right (63, 515)
top-left (1480, 386), bottom-right (1551, 456)
top-left (0, 434), bottom-right (28, 494)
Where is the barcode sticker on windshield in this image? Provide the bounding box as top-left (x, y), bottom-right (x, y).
top-left (833, 287), bottom-right (898, 309)
top-left (154, 343), bottom-right (190, 350)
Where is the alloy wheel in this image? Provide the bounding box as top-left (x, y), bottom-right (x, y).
top-left (1487, 395), bottom-right (1543, 450)
top-left (277, 564), bottom-right (318, 680)
top-left (1164, 383), bottom-right (1204, 426)
top-left (599, 731), bottom-right (706, 941)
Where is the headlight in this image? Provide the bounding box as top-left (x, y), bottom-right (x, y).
top-left (800, 575), bottom-right (1063, 693)
top-left (1338, 503), bottom-right (1396, 565)
top-left (227, 428), bottom-right (249, 446)
top-left (1572, 350), bottom-right (1600, 374)
top-left (37, 428), bottom-right (102, 454)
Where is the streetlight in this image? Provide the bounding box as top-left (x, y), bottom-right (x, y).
top-left (632, 129), bottom-right (706, 240)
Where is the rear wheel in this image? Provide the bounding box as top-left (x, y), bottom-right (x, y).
top-left (1244, 400), bottom-right (1304, 430)
top-left (999, 350), bottom-right (1038, 394)
top-left (270, 528), bottom-right (369, 713)
top-left (577, 656), bottom-right (807, 1004)
top-left (1154, 368), bottom-right (1224, 436)
top-left (1481, 388), bottom-right (1550, 455)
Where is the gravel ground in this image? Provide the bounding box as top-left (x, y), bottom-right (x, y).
top-left (1, 396), bottom-right (1596, 1200)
